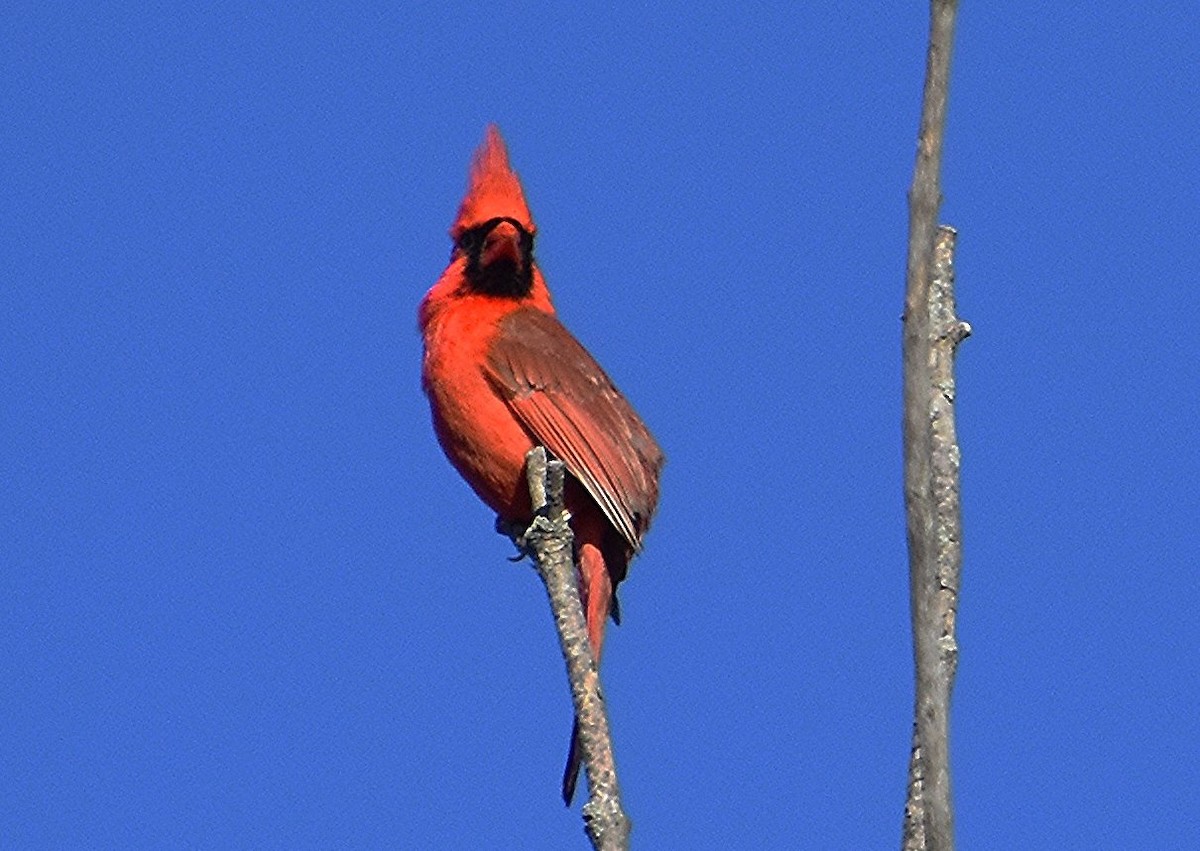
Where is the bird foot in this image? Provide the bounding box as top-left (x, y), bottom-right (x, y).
top-left (495, 515), bottom-right (530, 561)
top-left (496, 513), bottom-right (564, 562)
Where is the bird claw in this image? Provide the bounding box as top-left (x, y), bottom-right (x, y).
top-left (496, 513), bottom-right (565, 562)
top-left (495, 515), bottom-right (532, 561)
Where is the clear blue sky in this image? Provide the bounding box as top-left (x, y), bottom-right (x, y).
top-left (5, 4), bottom-right (1197, 848)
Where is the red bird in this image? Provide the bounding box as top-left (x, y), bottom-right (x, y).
top-left (420, 126), bottom-right (663, 805)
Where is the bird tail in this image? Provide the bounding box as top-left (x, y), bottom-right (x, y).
top-left (561, 718), bottom-right (584, 805)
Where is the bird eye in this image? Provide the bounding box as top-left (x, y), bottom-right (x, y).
top-left (455, 227), bottom-right (484, 256)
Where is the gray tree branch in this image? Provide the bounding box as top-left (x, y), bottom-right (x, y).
top-left (903, 228), bottom-right (969, 851)
top-left (902, 2), bottom-right (965, 850)
top-left (508, 447), bottom-right (631, 851)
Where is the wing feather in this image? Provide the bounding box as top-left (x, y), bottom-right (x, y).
top-left (485, 307), bottom-right (663, 550)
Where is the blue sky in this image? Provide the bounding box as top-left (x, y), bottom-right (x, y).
top-left (5, 4), bottom-right (1198, 848)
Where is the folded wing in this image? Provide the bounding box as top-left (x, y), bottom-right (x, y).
top-left (484, 307), bottom-right (664, 551)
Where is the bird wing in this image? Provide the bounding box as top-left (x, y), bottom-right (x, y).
top-left (484, 307), bottom-right (664, 550)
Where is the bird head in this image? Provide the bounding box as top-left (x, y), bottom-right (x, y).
top-left (450, 126), bottom-right (538, 298)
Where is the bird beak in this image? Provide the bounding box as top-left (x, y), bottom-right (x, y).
top-left (481, 220), bottom-right (524, 269)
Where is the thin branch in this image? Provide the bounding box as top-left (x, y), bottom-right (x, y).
top-left (902, 2), bottom-right (964, 850)
top-left (903, 226), bottom-right (969, 850)
top-left (509, 447), bottom-right (631, 851)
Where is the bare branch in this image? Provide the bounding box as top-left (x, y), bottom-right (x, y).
top-left (902, 2), bottom-right (964, 850)
top-left (904, 227), bottom-right (968, 851)
top-left (510, 447), bottom-right (631, 851)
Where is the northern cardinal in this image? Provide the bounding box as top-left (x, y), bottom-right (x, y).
top-left (420, 126), bottom-right (663, 805)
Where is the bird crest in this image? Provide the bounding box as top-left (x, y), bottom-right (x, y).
top-left (451, 125), bottom-right (536, 240)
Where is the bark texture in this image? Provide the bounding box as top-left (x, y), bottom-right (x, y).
top-left (902, 3), bottom-right (965, 850)
top-left (509, 447), bottom-right (631, 851)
